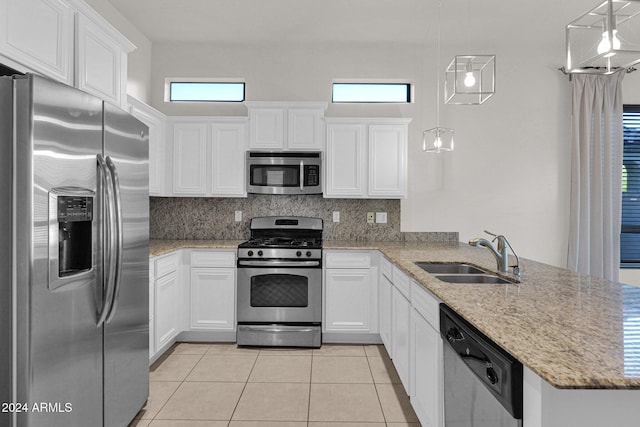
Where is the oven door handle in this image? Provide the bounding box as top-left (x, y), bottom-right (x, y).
top-left (238, 259), bottom-right (321, 267)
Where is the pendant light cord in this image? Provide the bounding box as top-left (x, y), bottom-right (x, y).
top-left (435, 0), bottom-right (442, 128)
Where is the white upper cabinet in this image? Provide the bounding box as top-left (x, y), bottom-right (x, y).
top-left (168, 117), bottom-right (248, 198)
top-left (325, 118), bottom-right (411, 199)
top-left (368, 124), bottom-right (407, 197)
top-left (172, 122), bottom-right (208, 196)
top-left (0, 0), bottom-right (135, 108)
top-left (247, 102), bottom-right (327, 150)
top-left (128, 96), bottom-right (167, 196)
top-left (0, 0), bottom-right (74, 85)
top-left (210, 122), bottom-right (247, 196)
top-left (325, 123), bottom-right (366, 197)
top-left (75, 12), bottom-right (131, 107)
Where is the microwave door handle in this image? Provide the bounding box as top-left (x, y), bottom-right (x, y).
top-left (300, 160), bottom-right (304, 191)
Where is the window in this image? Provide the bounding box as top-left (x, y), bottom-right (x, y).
top-left (621, 105), bottom-right (640, 264)
top-left (166, 80), bottom-right (245, 102)
top-left (332, 83), bottom-right (411, 103)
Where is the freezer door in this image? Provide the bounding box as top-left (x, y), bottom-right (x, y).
top-left (13, 74), bottom-right (105, 426)
top-left (102, 102), bottom-right (149, 427)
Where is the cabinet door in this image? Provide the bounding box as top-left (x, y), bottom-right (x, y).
top-left (392, 286), bottom-right (411, 394)
top-left (155, 271), bottom-right (180, 350)
top-left (325, 268), bottom-right (372, 332)
top-left (190, 267), bottom-right (235, 330)
top-left (249, 107), bottom-right (284, 149)
top-left (172, 123), bottom-right (207, 195)
top-left (410, 308), bottom-right (442, 427)
top-left (379, 273), bottom-right (393, 351)
top-left (0, 0), bottom-right (73, 84)
top-left (288, 108), bottom-right (323, 150)
top-left (129, 98), bottom-right (166, 196)
top-left (210, 122), bottom-right (247, 196)
top-left (76, 13), bottom-right (125, 106)
top-left (325, 123), bottom-right (366, 197)
top-left (368, 124), bottom-right (407, 198)
top-left (149, 260), bottom-right (155, 360)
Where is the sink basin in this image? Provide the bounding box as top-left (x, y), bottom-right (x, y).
top-left (433, 274), bottom-right (515, 284)
top-left (414, 262), bottom-right (486, 275)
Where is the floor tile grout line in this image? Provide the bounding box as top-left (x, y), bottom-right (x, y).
top-left (147, 344), bottom-right (210, 422)
top-left (225, 346), bottom-right (261, 424)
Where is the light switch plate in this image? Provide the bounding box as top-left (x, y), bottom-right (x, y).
top-left (235, 210), bottom-right (242, 222)
top-left (333, 211), bottom-right (340, 222)
top-left (376, 212), bottom-right (387, 224)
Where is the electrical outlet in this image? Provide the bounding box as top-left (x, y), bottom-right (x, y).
top-left (376, 212), bottom-right (387, 224)
top-left (367, 212), bottom-right (374, 224)
top-left (235, 210), bottom-right (242, 222)
top-left (333, 211), bottom-right (340, 222)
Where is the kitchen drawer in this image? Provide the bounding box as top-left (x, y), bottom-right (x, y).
top-left (325, 251), bottom-right (371, 269)
top-left (380, 256), bottom-right (392, 280)
top-left (392, 265), bottom-right (411, 299)
top-left (411, 282), bottom-right (440, 329)
top-left (190, 250), bottom-right (236, 268)
top-left (155, 252), bottom-right (179, 278)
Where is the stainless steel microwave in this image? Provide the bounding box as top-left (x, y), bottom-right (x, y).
top-left (246, 151), bottom-right (322, 195)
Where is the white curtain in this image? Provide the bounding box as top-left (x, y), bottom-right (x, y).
top-left (567, 70), bottom-right (625, 282)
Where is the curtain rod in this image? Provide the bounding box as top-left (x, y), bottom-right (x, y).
top-left (558, 66), bottom-right (637, 80)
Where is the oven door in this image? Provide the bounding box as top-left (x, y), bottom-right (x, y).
top-left (237, 262), bottom-right (322, 323)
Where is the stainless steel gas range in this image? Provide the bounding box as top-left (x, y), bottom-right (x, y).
top-left (236, 216), bottom-right (323, 347)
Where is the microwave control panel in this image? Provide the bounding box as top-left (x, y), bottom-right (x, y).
top-left (304, 165), bottom-right (320, 186)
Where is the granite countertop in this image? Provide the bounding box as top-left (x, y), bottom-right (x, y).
top-left (149, 239), bottom-right (640, 390)
top-left (150, 239), bottom-right (245, 257)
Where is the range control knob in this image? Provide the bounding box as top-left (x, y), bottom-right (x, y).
top-left (247, 250), bottom-right (254, 257)
top-left (486, 366), bottom-right (498, 385)
top-left (296, 251), bottom-right (302, 257)
top-left (306, 251), bottom-right (312, 257)
top-left (257, 250), bottom-right (263, 257)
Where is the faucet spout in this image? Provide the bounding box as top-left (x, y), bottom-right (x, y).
top-left (468, 238), bottom-right (507, 272)
top-left (468, 231), bottom-right (519, 276)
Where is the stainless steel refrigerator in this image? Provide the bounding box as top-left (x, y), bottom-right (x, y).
top-left (0, 73), bottom-right (149, 426)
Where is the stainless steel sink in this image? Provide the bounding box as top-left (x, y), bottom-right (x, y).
top-left (414, 262), bottom-right (486, 275)
top-left (432, 274), bottom-right (515, 284)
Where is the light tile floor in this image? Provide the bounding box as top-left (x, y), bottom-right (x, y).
top-left (130, 343), bottom-right (421, 427)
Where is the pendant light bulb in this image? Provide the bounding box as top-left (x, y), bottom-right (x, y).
top-left (597, 29), bottom-right (621, 56)
top-left (463, 61), bottom-right (476, 87)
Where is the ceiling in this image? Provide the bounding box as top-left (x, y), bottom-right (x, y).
top-left (106, 0), bottom-right (589, 46)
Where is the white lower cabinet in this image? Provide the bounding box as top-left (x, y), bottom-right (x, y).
top-left (155, 270), bottom-right (180, 350)
top-left (410, 285), bottom-right (443, 427)
top-left (379, 270), bottom-right (393, 351)
top-left (325, 268), bottom-right (372, 331)
top-left (148, 260), bottom-right (155, 359)
top-left (392, 285), bottom-right (411, 393)
top-left (323, 251), bottom-right (378, 340)
top-left (189, 250), bottom-right (236, 331)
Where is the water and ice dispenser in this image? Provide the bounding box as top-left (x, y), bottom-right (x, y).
top-left (48, 188), bottom-right (96, 290)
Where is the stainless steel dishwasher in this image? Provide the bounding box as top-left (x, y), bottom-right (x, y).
top-left (440, 304), bottom-right (523, 427)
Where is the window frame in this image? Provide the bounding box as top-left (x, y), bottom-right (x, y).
top-left (331, 82), bottom-right (413, 104)
top-left (164, 78), bottom-right (246, 103)
top-left (621, 104), bottom-right (640, 266)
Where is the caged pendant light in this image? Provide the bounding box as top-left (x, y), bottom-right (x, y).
top-left (444, 0), bottom-right (495, 104)
top-left (565, 0), bottom-right (640, 74)
top-left (424, 0), bottom-right (454, 152)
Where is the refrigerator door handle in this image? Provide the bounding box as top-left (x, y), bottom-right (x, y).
top-left (96, 154), bottom-right (117, 327)
top-left (105, 156), bottom-right (123, 323)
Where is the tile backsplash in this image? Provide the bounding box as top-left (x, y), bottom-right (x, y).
top-left (150, 195), bottom-right (457, 242)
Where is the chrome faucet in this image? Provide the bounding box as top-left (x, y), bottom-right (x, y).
top-left (469, 230), bottom-right (521, 277)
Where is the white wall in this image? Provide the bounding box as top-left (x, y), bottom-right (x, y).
top-left (145, 2), bottom-right (640, 269)
top-left (83, 0), bottom-right (152, 102)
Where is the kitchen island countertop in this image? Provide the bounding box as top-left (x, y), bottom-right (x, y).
top-left (150, 239), bottom-right (640, 389)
